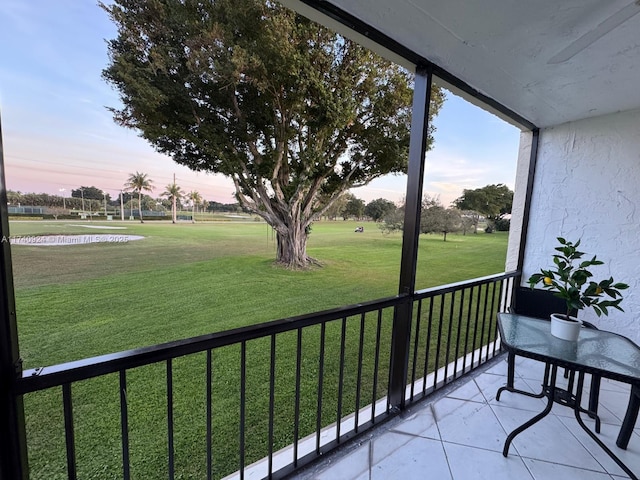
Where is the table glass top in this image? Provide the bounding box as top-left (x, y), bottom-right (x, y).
top-left (498, 313), bottom-right (640, 382)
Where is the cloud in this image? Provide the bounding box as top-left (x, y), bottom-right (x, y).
top-left (1, 1), bottom-right (521, 211)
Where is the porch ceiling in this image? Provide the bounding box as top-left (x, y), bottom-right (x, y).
top-left (282, 0), bottom-right (640, 129)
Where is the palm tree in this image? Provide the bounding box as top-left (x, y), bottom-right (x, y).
top-left (124, 172), bottom-right (153, 223)
top-left (162, 183), bottom-right (182, 224)
top-left (187, 190), bottom-right (202, 223)
top-left (201, 198), bottom-right (209, 214)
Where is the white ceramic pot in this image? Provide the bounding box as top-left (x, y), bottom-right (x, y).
top-left (550, 313), bottom-right (582, 341)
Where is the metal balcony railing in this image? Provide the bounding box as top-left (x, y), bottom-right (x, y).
top-left (13, 271), bottom-right (518, 480)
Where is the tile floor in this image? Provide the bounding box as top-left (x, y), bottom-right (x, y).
top-left (290, 355), bottom-right (640, 480)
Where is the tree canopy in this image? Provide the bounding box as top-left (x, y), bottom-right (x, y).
top-left (378, 195), bottom-right (462, 241)
top-left (454, 184), bottom-right (513, 233)
top-left (454, 184), bottom-right (513, 220)
top-left (420, 195), bottom-right (461, 241)
top-left (343, 195), bottom-right (365, 220)
top-left (102, 0), bottom-right (444, 267)
top-left (71, 186), bottom-right (108, 201)
top-left (365, 198), bottom-right (397, 222)
top-left (378, 208), bottom-right (405, 234)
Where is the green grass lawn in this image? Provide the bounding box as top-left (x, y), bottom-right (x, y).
top-left (9, 219), bottom-right (508, 479)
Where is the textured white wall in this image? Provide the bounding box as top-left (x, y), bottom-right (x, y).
top-left (517, 108), bottom-right (640, 342)
top-left (506, 131), bottom-right (533, 271)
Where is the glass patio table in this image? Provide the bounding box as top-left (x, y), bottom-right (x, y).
top-left (497, 313), bottom-right (640, 480)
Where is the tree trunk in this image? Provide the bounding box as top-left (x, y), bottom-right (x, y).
top-left (171, 197), bottom-right (177, 223)
top-left (138, 192), bottom-right (144, 223)
top-left (275, 224), bottom-right (312, 269)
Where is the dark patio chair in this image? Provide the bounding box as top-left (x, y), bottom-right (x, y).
top-left (506, 286), bottom-right (601, 414)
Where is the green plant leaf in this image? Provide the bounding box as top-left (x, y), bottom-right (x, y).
top-left (533, 238), bottom-right (627, 318)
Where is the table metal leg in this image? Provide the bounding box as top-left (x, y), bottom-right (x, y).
top-left (574, 372), bottom-right (638, 480)
top-left (506, 352), bottom-right (515, 388)
top-left (497, 362), bottom-right (549, 402)
top-left (588, 375), bottom-right (601, 418)
top-left (502, 365), bottom-right (557, 457)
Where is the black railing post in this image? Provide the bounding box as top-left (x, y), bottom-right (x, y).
top-left (0, 113), bottom-right (28, 479)
top-left (388, 66), bottom-right (433, 409)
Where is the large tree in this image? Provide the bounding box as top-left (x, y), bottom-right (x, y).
top-left (454, 184), bottom-right (513, 233)
top-left (420, 195), bottom-right (461, 241)
top-left (71, 186), bottom-right (108, 201)
top-left (364, 198), bottom-right (397, 222)
top-left (102, 0), bottom-right (444, 268)
top-left (379, 208), bottom-right (405, 234)
top-left (342, 195), bottom-right (365, 220)
top-left (421, 206), bottom-right (461, 242)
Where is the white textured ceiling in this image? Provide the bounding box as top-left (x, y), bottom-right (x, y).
top-left (281, 0), bottom-right (640, 129)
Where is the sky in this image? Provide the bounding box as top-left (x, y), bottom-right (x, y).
top-left (0, 0), bottom-right (521, 207)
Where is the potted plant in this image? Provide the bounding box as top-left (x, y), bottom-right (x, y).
top-left (528, 237), bottom-right (629, 341)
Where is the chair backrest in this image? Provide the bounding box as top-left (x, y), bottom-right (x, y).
top-left (511, 287), bottom-right (574, 319)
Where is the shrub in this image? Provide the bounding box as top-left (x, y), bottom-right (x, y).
top-left (494, 218), bottom-right (510, 231)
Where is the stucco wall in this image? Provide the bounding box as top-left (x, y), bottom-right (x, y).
top-left (505, 131), bottom-right (532, 271)
top-left (514, 108), bottom-right (640, 343)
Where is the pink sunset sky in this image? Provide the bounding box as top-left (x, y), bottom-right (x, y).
top-left (0, 1), bottom-right (521, 207)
